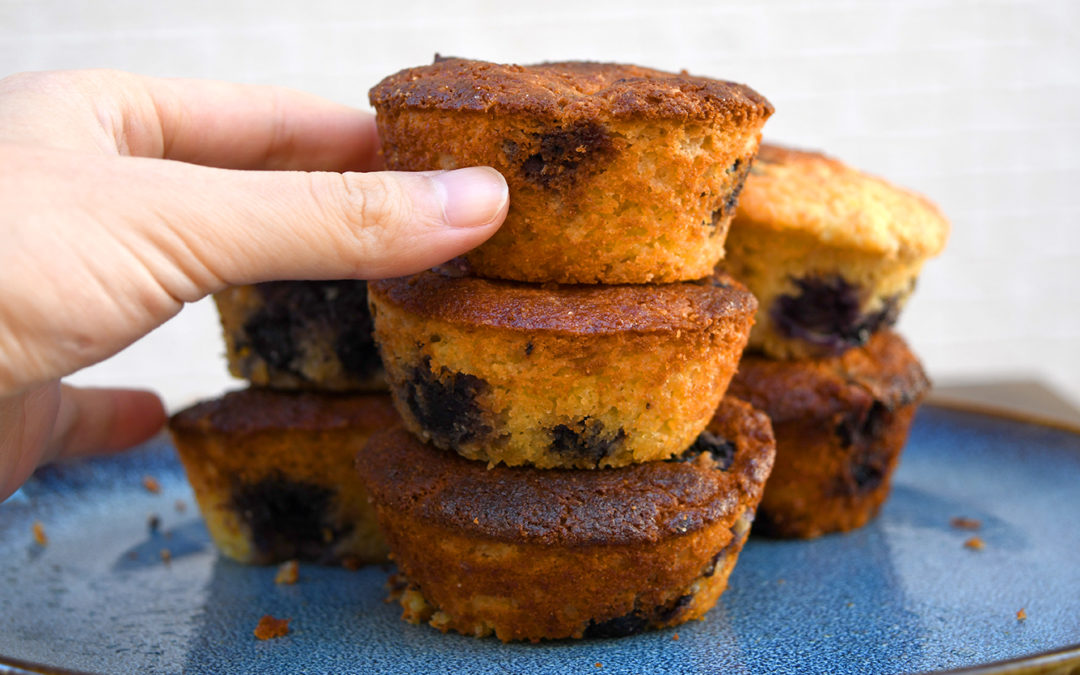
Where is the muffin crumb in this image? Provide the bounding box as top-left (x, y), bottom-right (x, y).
top-left (142, 475), bottom-right (161, 494)
top-left (963, 536), bottom-right (985, 551)
top-left (275, 560), bottom-right (300, 585)
top-left (31, 520), bottom-right (48, 547)
top-left (254, 615), bottom-right (290, 640)
top-left (1016, 608), bottom-right (1027, 621)
top-left (950, 516), bottom-right (981, 530)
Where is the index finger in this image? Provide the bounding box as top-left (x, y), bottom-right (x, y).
top-left (0, 70), bottom-right (383, 172)
top-left (147, 76), bottom-right (384, 172)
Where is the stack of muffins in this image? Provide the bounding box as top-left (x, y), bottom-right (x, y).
top-left (167, 57), bottom-right (950, 643)
top-left (168, 280), bottom-right (398, 566)
top-left (722, 144), bottom-right (949, 538)
top-left (353, 57), bottom-right (777, 642)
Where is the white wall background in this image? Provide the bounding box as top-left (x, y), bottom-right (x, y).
top-left (1, 0), bottom-right (1077, 410)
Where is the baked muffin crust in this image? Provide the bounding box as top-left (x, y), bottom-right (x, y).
top-left (371, 57), bottom-right (774, 283)
top-left (368, 265), bottom-right (757, 468)
top-left (727, 330), bottom-right (930, 538)
top-left (723, 143), bottom-right (949, 359)
top-left (169, 388), bottom-right (399, 564)
top-left (215, 280), bottom-right (384, 392)
top-left (357, 397), bottom-right (775, 641)
top-left (370, 58), bottom-right (772, 123)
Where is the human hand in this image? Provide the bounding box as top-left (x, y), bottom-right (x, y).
top-left (0, 69), bottom-right (509, 503)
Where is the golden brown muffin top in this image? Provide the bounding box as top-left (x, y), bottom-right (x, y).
top-left (169, 388), bottom-right (399, 435)
top-left (728, 330), bottom-right (930, 424)
top-left (369, 264), bottom-right (757, 336)
top-left (369, 56), bottom-right (773, 123)
top-left (356, 397), bottom-right (775, 547)
top-left (735, 143), bottom-right (950, 259)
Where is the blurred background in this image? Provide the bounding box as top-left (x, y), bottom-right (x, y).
top-left (1, 0), bottom-right (1077, 413)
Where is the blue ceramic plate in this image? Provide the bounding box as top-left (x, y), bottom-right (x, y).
top-left (1, 404), bottom-right (1079, 675)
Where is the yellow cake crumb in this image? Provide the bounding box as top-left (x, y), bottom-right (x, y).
top-left (964, 537), bottom-right (985, 550)
top-left (254, 615), bottom-right (290, 640)
top-left (32, 521), bottom-right (47, 546)
top-left (142, 475), bottom-right (161, 494)
top-left (275, 560), bottom-right (299, 585)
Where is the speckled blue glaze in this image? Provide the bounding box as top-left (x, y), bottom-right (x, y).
top-left (1, 405), bottom-right (1078, 675)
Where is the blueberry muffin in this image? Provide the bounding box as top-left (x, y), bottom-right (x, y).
top-left (722, 143), bottom-right (949, 359)
top-left (357, 397), bottom-right (775, 642)
top-left (367, 263), bottom-right (757, 469)
top-left (727, 330), bottom-right (930, 538)
top-left (168, 388), bottom-right (399, 565)
top-left (370, 57), bottom-right (773, 284)
top-left (215, 280), bottom-right (384, 392)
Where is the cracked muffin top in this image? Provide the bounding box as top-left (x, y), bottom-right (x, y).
top-left (170, 389), bottom-right (398, 435)
top-left (368, 263), bottom-right (757, 336)
top-left (369, 56), bottom-right (773, 123)
top-left (736, 143), bottom-right (950, 259)
top-left (357, 397), bottom-right (775, 547)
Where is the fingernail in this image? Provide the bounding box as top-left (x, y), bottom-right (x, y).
top-left (430, 167), bottom-right (508, 228)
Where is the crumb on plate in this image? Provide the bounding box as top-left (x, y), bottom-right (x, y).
top-left (964, 536), bottom-right (985, 551)
top-left (254, 615), bottom-right (290, 640)
top-left (950, 516), bottom-right (981, 530)
top-left (275, 560), bottom-right (299, 585)
top-left (142, 475), bottom-right (161, 494)
top-left (32, 521), bottom-right (48, 547)
top-left (1016, 608), bottom-right (1027, 621)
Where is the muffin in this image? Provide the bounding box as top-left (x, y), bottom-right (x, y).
top-left (727, 330), bottom-right (930, 538)
top-left (357, 397), bottom-right (775, 642)
top-left (215, 280), bottom-right (384, 392)
top-left (367, 263), bottom-right (757, 468)
top-left (168, 388), bottom-right (399, 565)
top-left (370, 57), bottom-right (774, 284)
top-left (722, 143), bottom-right (949, 360)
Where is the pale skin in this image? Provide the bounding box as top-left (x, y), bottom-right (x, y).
top-left (0, 69), bottom-right (509, 503)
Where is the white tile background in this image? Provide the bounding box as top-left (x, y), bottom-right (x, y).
top-left (1, 0), bottom-right (1078, 410)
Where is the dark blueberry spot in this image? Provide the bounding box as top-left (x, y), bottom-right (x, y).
top-left (584, 593), bottom-right (695, 639)
top-left (723, 159), bottom-right (751, 214)
top-left (771, 276), bottom-right (900, 354)
top-left (584, 611), bottom-right (650, 639)
top-left (524, 341), bottom-right (534, 356)
top-left (548, 418), bottom-right (627, 467)
top-left (231, 475), bottom-right (343, 562)
top-left (501, 139), bottom-right (520, 161)
top-left (243, 310), bottom-right (298, 373)
top-left (147, 514), bottom-right (161, 534)
top-left (833, 401), bottom-right (893, 495)
top-left (702, 549), bottom-right (725, 578)
top-left (706, 158), bottom-right (752, 229)
top-left (335, 326), bottom-right (382, 378)
top-left (672, 431), bottom-right (736, 471)
top-left (405, 357), bottom-right (491, 447)
top-left (655, 594), bottom-right (694, 623)
top-left (519, 122), bottom-right (614, 190)
top-left (244, 280), bottom-right (379, 380)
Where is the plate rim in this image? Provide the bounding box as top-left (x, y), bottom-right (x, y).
top-left (2, 400), bottom-right (1079, 675)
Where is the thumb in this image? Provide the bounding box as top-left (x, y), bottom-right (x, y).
top-left (0, 146), bottom-right (508, 393)
top-left (115, 159), bottom-right (510, 299)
